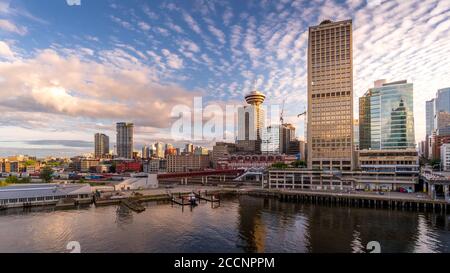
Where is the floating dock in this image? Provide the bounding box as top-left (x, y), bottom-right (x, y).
top-left (194, 192), bottom-right (220, 203)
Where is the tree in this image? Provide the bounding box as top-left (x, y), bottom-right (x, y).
top-left (5, 176), bottom-right (19, 184)
top-left (429, 159), bottom-right (441, 170)
top-left (291, 160), bottom-right (307, 168)
top-left (272, 162), bottom-right (288, 169)
top-left (40, 166), bottom-right (54, 183)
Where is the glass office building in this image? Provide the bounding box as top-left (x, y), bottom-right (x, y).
top-left (359, 80), bottom-right (415, 150)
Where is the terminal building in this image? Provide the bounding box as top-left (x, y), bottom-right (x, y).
top-left (0, 184), bottom-right (92, 209)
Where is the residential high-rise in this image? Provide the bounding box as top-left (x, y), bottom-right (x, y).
top-left (307, 19), bottom-right (354, 171)
top-left (237, 90), bottom-right (266, 153)
top-left (116, 122), bottom-right (134, 159)
top-left (94, 133), bottom-right (109, 158)
top-left (359, 80), bottom-right (415, 150)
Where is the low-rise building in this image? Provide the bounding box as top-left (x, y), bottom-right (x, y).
top-left (166, 154), bottom-right (210, 173)
top-left (116, 161), bottom-right (142, 173)
top-left (80, 158), bottom-right (100, 172)
top-left (216, 154), bottom-right (296, 169)
top-left (0, 183), bottom-right (92, 209)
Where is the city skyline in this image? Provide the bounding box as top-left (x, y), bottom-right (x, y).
top-left (1, 0), bottom-right (450, 156)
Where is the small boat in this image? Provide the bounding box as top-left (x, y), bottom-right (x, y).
top-left (0, 205), bottom-right (7, 211)
top-left (187, 193), bottom-right (198, 206)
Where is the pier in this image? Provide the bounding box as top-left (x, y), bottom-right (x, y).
top-left (241, 189), bottom-right (450, 213)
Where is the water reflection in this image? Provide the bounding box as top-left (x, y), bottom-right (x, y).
top-left (0, 196), bottom-right (449, 253)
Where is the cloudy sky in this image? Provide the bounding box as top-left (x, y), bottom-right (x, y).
top-left (0, 0), bottom-right (449, 157)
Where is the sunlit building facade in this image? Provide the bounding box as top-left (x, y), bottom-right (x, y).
top-left (116, 122), bottom-right (134, 159)
top-left (307, 19), bottom-right (354, 171)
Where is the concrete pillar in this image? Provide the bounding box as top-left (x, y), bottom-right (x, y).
top-left (445, 185), bottom-right (449, 202)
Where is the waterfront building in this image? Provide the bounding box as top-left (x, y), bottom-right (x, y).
top-left (116, 122), bottom-right (134, 159)
top-left (359, 80), bottom-right (415, 150)
top-left (358, 80), bottom-right (418, 190)
top-left (0, 184), bottom-right (92, 209)
top-left (268, 168), bottom-right (418, 192)
top-left (307, 19), bottom-right (354, 171)
top-left (94, 133), bottom-right (109, 159)
top-left (440, 144), bottom-right (450, 171)
top-left (166, 154), bottom-right (210, 173)
top-left (237, 90), bottom-right (266, 154)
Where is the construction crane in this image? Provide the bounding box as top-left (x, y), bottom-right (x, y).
top-left (297, 109), bottom-right (306, 118)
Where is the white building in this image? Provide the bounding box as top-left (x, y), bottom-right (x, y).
top-left (0, 183), bottom-right (92, 209)
top-left (114, 173), bottom-right (158, 191)
top-left (441, 143), bottom-right (450, 171)
top-left (237, 90), bottom-right (266, 153)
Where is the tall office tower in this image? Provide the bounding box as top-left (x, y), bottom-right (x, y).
top-left (433, 88), bottom-right (450, 132)
top-left (426, 99), bottom-right (435, 136)
top-left (237, 90), bottom-right (266, 153)
top-left (142, 145), bottom-right (150, 159)
top-left (307, 19), bottom-right (354, 171)
top-left (359, 80), bottom-right (415, 150)
top-left (116, 122), bottom-right (134, 159)
top-left (155, 142), bottom-right (164, 158)
top-left (94, 133), bottom-right (109, 158)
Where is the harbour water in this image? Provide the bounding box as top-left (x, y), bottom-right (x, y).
top-left (0, 195), bottom-right (449, 253)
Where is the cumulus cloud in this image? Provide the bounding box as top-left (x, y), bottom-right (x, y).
top-left (0, 47), bottom-right (199, 131)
